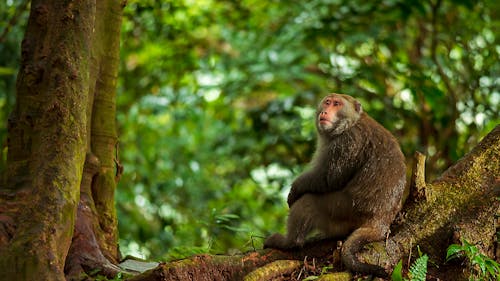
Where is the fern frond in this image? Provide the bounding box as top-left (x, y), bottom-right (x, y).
top-left (409, 254), bottom-right (428, 281)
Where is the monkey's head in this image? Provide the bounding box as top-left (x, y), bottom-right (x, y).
top-left (316, 94), bottom-right (363, 136)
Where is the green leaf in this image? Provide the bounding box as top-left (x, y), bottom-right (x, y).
top-left (320, 265), bottom-right (333, 274)
top-left (417, 245), bottom-right (423, 258)
top-left (484, 258), bottom-right (500, 273)
top-left (472, 255), bottom-right (487, 274)
top-left (391, 259), bottom-right (404, 281)
top-left (446, 244), bottom-right (464, 262)
top-left (485, 264), bottom-right (497, 278)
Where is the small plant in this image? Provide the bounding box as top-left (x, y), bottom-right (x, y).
top-left (391, 260), bottom-right (405, 281)
top-left (408, 254), bottom-right (428, 281)
top-left (446, 239), bottom-right (500, 281)
top-left (392, 246), bottom-right (428, 281)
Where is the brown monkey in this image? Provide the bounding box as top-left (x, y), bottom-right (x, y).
top-left (264, 94), bottom-right (406, 277)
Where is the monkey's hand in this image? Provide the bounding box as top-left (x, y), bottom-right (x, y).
top-left (287, 188), bottom-right (299, 207)
top-left (287, 175), bottom-right (313, 207)
top-left (288, 170), bottom-right (327, 207)
top-left (287, 173), bottom-right (312, 207)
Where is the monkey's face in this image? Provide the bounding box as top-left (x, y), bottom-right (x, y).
top-left (316, 94), bottom-right (362, 135)
top-left (317, 96), bottom-right (344, 130)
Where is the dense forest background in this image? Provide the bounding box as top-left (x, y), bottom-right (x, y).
top-left (0, 0), bottom-right (498, 262)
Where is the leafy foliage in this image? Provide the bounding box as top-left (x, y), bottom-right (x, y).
top-left (1, 0), bottom-right (499, 261)
top-left (391, 247), bottom-right (428, 281)
top-left (446, 239), bottom-right (500, 280)
top-left (408, 254), bottom-right (428, 281)
top-left (0, 1), bottom-right (29, 170)
top-left (114, 0), bottom-right (500, 260)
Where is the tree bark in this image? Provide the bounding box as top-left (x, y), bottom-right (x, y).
top-left (127, 125), bottom-right (500, 281)
top-left (372, 124), bottom-right (500, 276)
top-left (88, 0), bottom-right (123, 261)
top-left (65, 1), bottom-right (124, 278)
top-left (0, 1), bottom-right (124, 280)
top-left (0, 1), bottom-right (93, 280)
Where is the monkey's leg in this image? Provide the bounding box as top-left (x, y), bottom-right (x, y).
top-left (320, 191), bottom-right (355, 239)
top-left (341, 226), bottom-right (388, 277)
top-left (286, 197), bottom-right (317, 247)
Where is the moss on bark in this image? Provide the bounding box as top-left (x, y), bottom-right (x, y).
top-left (0, 1), bottom-right (125, 280)
top-left (0, 1), bottom-right (94, 280)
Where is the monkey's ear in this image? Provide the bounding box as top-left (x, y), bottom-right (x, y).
top-left (354, 101), bottom-right (362, 113)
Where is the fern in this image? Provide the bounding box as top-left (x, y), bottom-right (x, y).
top-left (391, 248), bottom-right (429, 281)
top-left (408, 254), bottom-right (428, 281)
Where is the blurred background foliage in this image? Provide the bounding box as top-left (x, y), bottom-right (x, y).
top-left (1, 0), bottom-right (499, 261)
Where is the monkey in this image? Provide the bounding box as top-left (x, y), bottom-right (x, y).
top-left (264, 93), bottom-right (406, 277)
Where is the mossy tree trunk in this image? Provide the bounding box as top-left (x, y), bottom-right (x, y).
top-left (366, 124), bottom-right (500, 279)
top-left (0, 1), bottom-right (124, 280)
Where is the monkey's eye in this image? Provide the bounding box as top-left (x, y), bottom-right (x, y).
top-left (333, 100), bottom-right (341, 106)
top-left (324, 99), bottom-right (331, 106)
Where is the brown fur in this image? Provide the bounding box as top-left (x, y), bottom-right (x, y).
top-left (264, 94), bottom-right (406, 277)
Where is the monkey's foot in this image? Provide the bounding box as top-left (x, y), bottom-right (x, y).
top-left (263, 233), bottom-right (288, 249)
top-left (263, 233), bottom-right (284, 249)
top-left (264, 233), bottom-right (303, 250)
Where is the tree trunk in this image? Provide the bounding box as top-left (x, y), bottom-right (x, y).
top-left (0, 1), bottom-right (124, 280)
top-left (370, 124), bottom-right (500, 278)
top-left (65, 0), bottom-right (124, 278)
top-left (127, 125), bottom-right (500, 281)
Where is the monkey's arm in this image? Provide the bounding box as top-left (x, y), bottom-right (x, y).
top-left (287, 170), bottom-right (328, 207)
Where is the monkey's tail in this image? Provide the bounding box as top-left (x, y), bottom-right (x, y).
top-left (341, 227), bottom-right (388, 277)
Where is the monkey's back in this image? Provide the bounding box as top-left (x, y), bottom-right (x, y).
top-left (329, 113), bottom-right (406, 226)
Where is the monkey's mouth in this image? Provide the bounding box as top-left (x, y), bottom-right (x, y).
top-left (319, 117), bottom-right (331, 124)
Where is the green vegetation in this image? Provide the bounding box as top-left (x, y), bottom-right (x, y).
top-left (392, 247), bottom-right (429, 281)
top-left (1, 0), bottom-right (499, 261)
top-left (446, 239), bottom-right (500, 280)
top-left (408, 255), bottom-right (429, 281)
